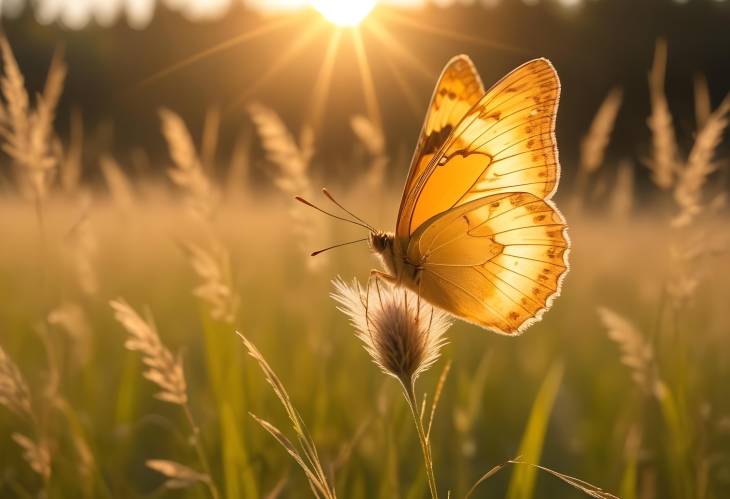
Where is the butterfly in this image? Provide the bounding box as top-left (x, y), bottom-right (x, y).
top-left (300, 55), bottom-right (569, 335)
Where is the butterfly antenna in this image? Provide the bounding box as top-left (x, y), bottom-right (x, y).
top-left (295, 196), bottom-right (373, 231)
top-left (321, 188), bottom-right (376, 232)
top-left (311, 238), bottom-right (369, 256)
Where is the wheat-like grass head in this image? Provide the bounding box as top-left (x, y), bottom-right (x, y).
top-left (332, 278), bottom-right (450, 387)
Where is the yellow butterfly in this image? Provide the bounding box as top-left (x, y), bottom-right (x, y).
top-left (302, 55), bottom-right (570, 335)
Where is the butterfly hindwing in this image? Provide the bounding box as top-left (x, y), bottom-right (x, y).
top-left (408, 192), bottom-right (569, 335)
top-left (398, 58), bottom-right (561, 239)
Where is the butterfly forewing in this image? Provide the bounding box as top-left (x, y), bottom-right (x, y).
top-left (409, 192), bottom-right (569, 335)
top-left (396, 55), bottom-right (485, 237)
top-left (398, 58), bottom-right (561, 238)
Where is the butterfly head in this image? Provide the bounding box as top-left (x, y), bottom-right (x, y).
top-left (369, 231), bottom-right (399, 274)
top-left (368, 231), bottom-right (393, 254)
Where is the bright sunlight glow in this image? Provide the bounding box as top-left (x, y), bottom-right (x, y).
top-left (310, 0), bottom-right (376, 27)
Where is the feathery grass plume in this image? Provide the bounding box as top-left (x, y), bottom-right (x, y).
top-left (160, 108), bottom-right (217, 219)
top-left (183, 240), bottom-right (238, 323)
top-left (248, 102), bottom-right (314, 195)
top-left (609, 159), bottom-right (635, 220)
top-left (100, 155), bottom-right (135, 211)
top-left (0, 38), bottom-right (66, 201)
top-left (645, 39), bottom-right (679, 190)
top-left (248, 102), bottom-right (328, 271)
top-left (332, 278), bottom-right (450, 386)
top-left (351, 114), bottom-right (388, 190)
top-left (48, 302), bottom-right (92, 367)
top-left (237, 332), bottom-right (337, 499)
top-left (110, 299), bottom-right (221, 499)
top-left (672, 95), bottom-right (730, 227)
top-left (694, 73), bottom-right (711, 130)
top-left (110, 299), bottom-right (187, 405)
top-left (67, 212), bottom-right (99, 296)
top-left (146, 459), bottom-right (211, 490)
top-left (12, 432), bottom-right (51, 480)
top-left (331, 277), bottom-right (450, 499)
top-left (0, 344), bottom-right (33, 417)
top-left (579, 87), bottom-right (623, 175)
top-left (597, 307), bottom-right (659, 396)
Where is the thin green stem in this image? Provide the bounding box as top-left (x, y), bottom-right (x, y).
top-left (183, 404), bottom-right (221, 499)
top-left (402, 380), bottom-right (439, 499)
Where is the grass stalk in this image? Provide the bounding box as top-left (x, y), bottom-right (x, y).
top-left (402, 380), bottom-right (438, 499)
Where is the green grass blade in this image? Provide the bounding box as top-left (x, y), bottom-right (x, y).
top-left (506, 363), bottom-right (564, 499)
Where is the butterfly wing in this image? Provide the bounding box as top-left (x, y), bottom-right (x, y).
top-left (409, 192), bottom-right (569, 335)
top-left (396, 55), bottom-right (485, 231)
top-left (397, 58), bottom-right (561, 239)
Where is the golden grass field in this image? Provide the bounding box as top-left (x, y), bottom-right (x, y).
top-left (1, 34), bottom-right (729, 499)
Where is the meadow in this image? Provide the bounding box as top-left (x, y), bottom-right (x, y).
top-left (1, 35), bottom-right (729, 499)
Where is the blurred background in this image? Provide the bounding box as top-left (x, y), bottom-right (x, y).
top-left (1, 0), bottom-right (728, 188)
top-left (1, 1), bottom-right (729, 499)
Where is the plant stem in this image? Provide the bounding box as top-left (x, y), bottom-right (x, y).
top-left (183, 404), bottom-right (221, 499)
top-left (402, 380), bottom-right (439, 499)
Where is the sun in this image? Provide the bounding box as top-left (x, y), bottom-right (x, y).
top-left (310, 0), bottom-right (376, 27)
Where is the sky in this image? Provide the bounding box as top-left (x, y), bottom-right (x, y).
top-left (5, 0), bottom-right (719, 29)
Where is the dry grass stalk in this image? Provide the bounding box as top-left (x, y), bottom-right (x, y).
top-left (0, 38), bottom-right (66, 200)
top-left (59, 109), bottom-right (84, 193)
top-left (0, 344), bottom-right (33, 417)
top-left (146, 459), bottom-right (210, 490)
top-left (110, 299), bottom-right (187, 405)
top-left (200, 106), bottom-right (220, 173)
top-left (184, 240), bottom-right (238, 323)
top-left (12, 432), bottom-right (51, 479)
top-left (110, 300), bottom-right (220, 498)
top-left (67, 212), bottom-right (99, 295)
top-left (226, 128), bottom-right (251, 195)
top-left (48, 302), bottom-right (92, 366)
top-left (597, 307), bottom-right (659, 396)
top-left (645, 39), bottom-right (679, 190)
top-left (160, 108), bottom-right (217, 219)
top-left (237, 332), bottom-right (336, 499)
top-left (672, 95), bottom-right (730, 227)
top-left (248, 102), bottom-right (314, 196)
top-left (1, 346), bottom-right (54, 482)
top-left (508, 460), bottom-right (620, 499)
top-left (694, 74), bottom-right (711, 130)
top-left (331, 278), bottom-right (450, 386)
top-left (609, 159), bottom-right (634, 220)
top-left (351, 114), bottom-right (388, 189)
top-left (100, 155), bottom-right (135, 211)
top-left (248, 103), bottom-right (328, 271)
top-left (579, 87), bottom-right (623, 174)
